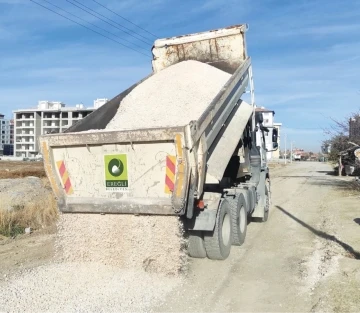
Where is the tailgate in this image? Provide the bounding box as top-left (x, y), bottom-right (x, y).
top-left (40, 127), bottom-right (190, 215)
top-left (152, 24), bottom-right (248, 74)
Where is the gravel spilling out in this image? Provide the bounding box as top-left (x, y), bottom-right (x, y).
top-left (0, 262), bottom-right (182, 313)
top-left (0, 61), bottom-right (234, 312)
top-left (0, 214), bottom-right (186, 312)
top-left (56, 213), bottom-right (187, 275)
top-left (106, 60), bottom-right (231, 130)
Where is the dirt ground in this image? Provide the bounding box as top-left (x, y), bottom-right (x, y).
top-left (0, 229), bottom-right (56, 278)
top-left (0, 160), bottom-right (46, 179)
top-left (0, 162), bottom-right (359, 312)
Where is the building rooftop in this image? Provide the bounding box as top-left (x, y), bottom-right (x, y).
top-left (13, 107), bottom-right (94, 113)
top-left (13, 99), bottom-right (108, 114)
top-left (255, 107), bottom-right (275, 115)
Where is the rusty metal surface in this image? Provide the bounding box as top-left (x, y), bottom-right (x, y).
top-left (156, 24), bottom-right (246, 42)
top-left (42, 127), bottom-right (184, 147)
top-left (152, 25), bottom-right (247, 74)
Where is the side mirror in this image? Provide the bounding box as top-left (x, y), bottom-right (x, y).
top-left (255, 112), bottom-right (264, 125)
top-left (272, 128), bottom-right (278, 143)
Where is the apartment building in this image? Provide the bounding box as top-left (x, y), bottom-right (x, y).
top-left (0, 114), bottom-right (14, 153)
top-left (13, 99), bottom-right (108, 157)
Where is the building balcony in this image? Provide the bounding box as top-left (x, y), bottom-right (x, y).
top-left (43, 115), bottom-right (60, 119)
top-left (15, 145), bottom-right (36, 150)
top-left (17, 123), bottom-right (35, 127)
top-left (15, 148), bottom-right (37, 152)
top-left (16, 117), bottom-right (35, 121)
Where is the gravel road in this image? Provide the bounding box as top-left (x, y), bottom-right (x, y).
top-left (1, 162), bottom-right (359, 312)
top-left (155, 162), bottom-right (360, 312)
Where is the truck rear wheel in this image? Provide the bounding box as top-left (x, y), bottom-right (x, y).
top-left (188, 231), bottom-right (207, 258)
top-left (229, 194), bottom-right (247, 246)
top-left (204, 199), bottom-right (232, 260)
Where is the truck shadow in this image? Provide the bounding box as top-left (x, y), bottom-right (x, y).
top-left (315, 170), bottom-right (337, 176)
top-left (354, 218), bottom-right (360, 226)
top-left (275, 205), bottom-right (360, 260)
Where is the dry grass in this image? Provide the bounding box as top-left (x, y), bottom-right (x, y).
top-left (0, 161), bottom-right (46, 179)
top-left (0, 161), bottom-right (58, 237)
top-left (0, 193), bottom-right (58, 237)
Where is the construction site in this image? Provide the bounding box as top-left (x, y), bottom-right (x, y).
top-left (1, 160), bottom-right (359, 312)
top-left (1, 1), bottom-right (360, 312)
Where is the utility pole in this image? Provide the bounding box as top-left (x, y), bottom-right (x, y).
top-left (290, 141), bottom-right (293, 164)
top-left (284, 133), bottom-right (287, 164)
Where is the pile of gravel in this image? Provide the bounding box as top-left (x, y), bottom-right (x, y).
top-left (56, 213), bottom-right (187, 275)
top-left (106, 60), bottom-right (231, 130)
top-left (0, 262), bottom-right (182, 313)
top-left (0, 214), bottom-right (186, 312)
top-left (0, 177), bottom-right (51, 211)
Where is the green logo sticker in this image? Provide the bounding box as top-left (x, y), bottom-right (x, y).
top-left (104, 154), bottom-right (128, 191)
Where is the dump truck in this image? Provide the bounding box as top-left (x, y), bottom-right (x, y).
top-left (40, 24), bottom-right (279, 261)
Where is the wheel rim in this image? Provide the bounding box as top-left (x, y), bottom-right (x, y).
top-left (239, 206), bottom-right (246, 232)
top-left (222, 213), bottom-right (231, 246)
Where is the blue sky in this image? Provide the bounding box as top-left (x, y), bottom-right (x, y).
top-left (0, 0), bottom-right (360, 151)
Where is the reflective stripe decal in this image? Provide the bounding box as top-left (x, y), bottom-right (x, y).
top-left (165, 155), bottom-right (176, 194)
top-left (56, 160), bottom-right (74, 195)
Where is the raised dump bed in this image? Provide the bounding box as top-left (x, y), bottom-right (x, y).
top-left (40, 24), bottom-right (252, 217)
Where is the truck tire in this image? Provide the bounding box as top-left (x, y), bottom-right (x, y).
top-left (188, 231), bottom-right (207, 258)
top-left (261, 183), bottom-right (270, 223)
top-left (204, 199), bottom-right (232, 260)
top-left (229, 194), bottom-right (247, 246)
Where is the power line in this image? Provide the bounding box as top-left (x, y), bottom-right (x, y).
top-left (40, 0), bottom-right (149, 53)
top-left (30, 0), bottom-right (150, 57)
top-left (66, 0), bottom-right (153, 45)
top-left (90, 0), bottom-right (158, 38)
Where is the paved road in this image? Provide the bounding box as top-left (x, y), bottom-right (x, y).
top-left (158, 162), bottom-right (360, 312)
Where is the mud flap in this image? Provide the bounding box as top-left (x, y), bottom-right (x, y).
top-left (251, 171), bottom-right (266, 218)
top-left (187, 193), bottom-right (221, 231)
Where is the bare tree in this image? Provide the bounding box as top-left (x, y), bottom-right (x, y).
top-left (323, 110), bottom-right (360, 163)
